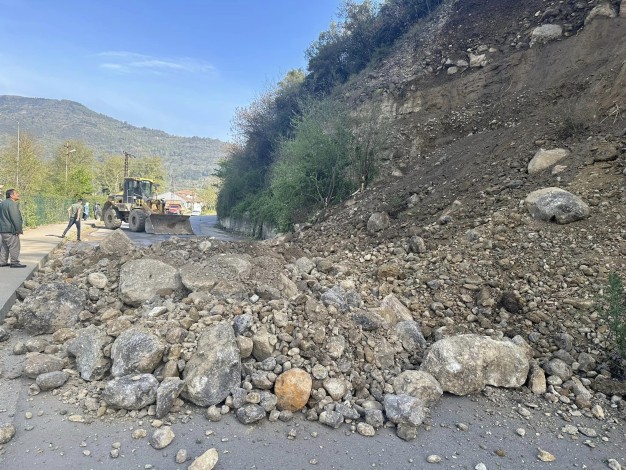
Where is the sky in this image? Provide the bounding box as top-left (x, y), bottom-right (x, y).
top-left (0, 0), bottom-right (343, 141)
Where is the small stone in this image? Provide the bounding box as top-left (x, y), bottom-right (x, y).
top-left (426, 455), bottom-right (442, 463)
top-left (456, 422), bottom-right (469, 431)
top-left (579, 427), bottom-right (597, 438)
top-left (475, 464), bottom-right (487, 470)
top-left (516, 428), bottom-right (526, 437)
top-left (592, 404), bottom-right (605, 419)
top-left (150, 426), bottom-right (175, 449)
top-left (188, 448), bottom-right (218, 470)
top-left (0, 423), bottom-right (16, 444)
top-left (175, 449), bottom-right (188, 464)
top-left (132, 429), bottom-right (147, 439)
top-left (68, 415), bottom-right (85, 423)
top-left (495, 449), bottom-right (506, 457)
top-left (110, 449), bottom-right (119, 458)
top-left (356, 422), bottom-right (375, 437)
top-left (607, 459), bottom-right (622, 470)
top-left (537, 448), bottom-right (556, 462)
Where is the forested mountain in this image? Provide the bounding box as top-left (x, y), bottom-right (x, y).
top-left (0, 95), bottom-right (228, 185)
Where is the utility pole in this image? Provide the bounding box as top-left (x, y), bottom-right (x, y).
top-left (123, 151), bottom-right (135, 178)
top-left (64, 142), bottom-right (76, 192)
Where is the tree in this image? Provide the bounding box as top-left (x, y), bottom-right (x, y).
top-left (48, 140), bottom-right (95, 197)
top-left (94, 155), bottom-right (167, 195)
top-left (94, 155), bottom-right (125, 195)
top-left (0, 132), bottom-right (48, 196)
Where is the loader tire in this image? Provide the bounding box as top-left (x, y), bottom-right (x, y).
top-left (103, 207), bottom-right (122, 230)
top-left (129, 209), bottom-right (147, 232)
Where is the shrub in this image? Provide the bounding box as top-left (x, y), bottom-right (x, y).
top-left (599, 273), bottom-right (626, 360)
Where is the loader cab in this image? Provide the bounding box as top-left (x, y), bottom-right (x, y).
top-left (124, 178), bottom-right (156, 204)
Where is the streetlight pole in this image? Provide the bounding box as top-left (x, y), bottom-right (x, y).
top-left (0, 113), bottom-right (20, 187)
top-left (64, 142), bottom-right (76, 192)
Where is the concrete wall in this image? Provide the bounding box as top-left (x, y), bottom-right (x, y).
top-left (218, 216), bottom-right (278, 240)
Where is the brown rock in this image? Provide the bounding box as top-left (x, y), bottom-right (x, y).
top-left (274, 368), bottom-right (312, 411)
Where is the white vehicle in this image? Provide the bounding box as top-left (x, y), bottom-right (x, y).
top-left (191, 202), bottom-right (202, 216)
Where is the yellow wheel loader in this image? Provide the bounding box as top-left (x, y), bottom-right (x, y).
top-left (101, 177), bottom-right (194, 235)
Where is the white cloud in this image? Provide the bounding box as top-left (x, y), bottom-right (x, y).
top-left (96, 51), bottom-right (215, 75)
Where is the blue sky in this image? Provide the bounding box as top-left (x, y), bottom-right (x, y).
top-left (0, 0), bottom-right (342, 141)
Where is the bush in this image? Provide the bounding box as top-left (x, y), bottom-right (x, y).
top-left (270, 99), bottom-right (357, 230)
top-left (20, 193), bottom-right (73, 227)
top-left (600, 273), bottom-right (626, 360)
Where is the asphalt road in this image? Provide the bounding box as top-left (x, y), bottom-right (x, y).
top-left (87, 214), bottom-right (244, 245)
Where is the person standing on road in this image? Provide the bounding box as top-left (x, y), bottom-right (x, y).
top-left (61, 198), bottom-right (84, 241)
top-left (93, 202), bottom-right (102, 221)
top-left (0, 188), bottom-right (26, 268)
top-left (83, 201), bottom-right (90, 221)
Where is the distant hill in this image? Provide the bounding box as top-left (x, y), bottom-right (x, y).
top-left (0, 95), bottom-right (229, 186)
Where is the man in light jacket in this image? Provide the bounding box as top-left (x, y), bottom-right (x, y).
top-left (61, 198), bottom-right (84, 241)
top-left (0, 188), bottom-right (26, 268)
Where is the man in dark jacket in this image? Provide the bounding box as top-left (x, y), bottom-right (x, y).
top-left (0, 188), bottom-right (26, 268)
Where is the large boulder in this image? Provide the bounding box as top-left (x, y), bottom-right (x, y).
top-left (525, 187), bottom-right (590, 224)
top-left (66, 325), bottom-right (112, 381)
top-left (585, 2), bottom-right (617, 24)
top-left (110, 328), bottom-right (165, 377)
top-left (182, 322), bottom-right (241, 406)
top-left (527, 148), bottom-right (570, 175)
top-left (102, 374), bottom-right (159, 410)
top-left (19, 283), bottom-right (86, 335)
top-left (392, 371), bottom-right (443, 406)
top-left (367, 212), bottom-right (390, 233)
top-left (98, 228), bottom-right (135, 257)
top-left (119, 259), bottom-right (182, 306)
top-left (529, 24), bottom-right (562, 47)
top-left (420, 335), bottom-right (531, 395)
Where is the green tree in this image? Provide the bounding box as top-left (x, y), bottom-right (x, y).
top-left (95, 155), bottom-right (125, 194)
top-left (48, 140), bottom-right (95, 197)
top-left (0, 132), bottom-right (48, 196)
top-left (131, 155), bottom-right (167, 188)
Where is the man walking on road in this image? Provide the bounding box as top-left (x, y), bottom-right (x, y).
top-left (0, 188), bottom-right (26, 268)
top-left (61, 198), bottom-right (84, 241)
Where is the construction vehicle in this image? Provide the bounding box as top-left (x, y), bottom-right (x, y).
top-left (101, 177), bottom-right (194, 234)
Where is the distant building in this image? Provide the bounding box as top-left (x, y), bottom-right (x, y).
top-left (157, 190), bottom-right (203, 213)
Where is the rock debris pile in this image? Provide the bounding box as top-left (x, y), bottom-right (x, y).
top-left (1, 195), bottom-right (624, 443)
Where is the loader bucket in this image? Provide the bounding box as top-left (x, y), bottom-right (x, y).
top-left (145, 214), bottom-right (194, 235)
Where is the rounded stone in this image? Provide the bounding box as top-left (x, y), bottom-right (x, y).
top-left (274, 368), bottom-right (312, 411)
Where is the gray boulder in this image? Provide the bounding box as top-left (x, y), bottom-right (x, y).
top-left (156, 377), bottom-right (185, 418)
top-left (119, 259), bottom-right (182, 306)
top-left (36, 370), bottom-right (69, 391)
top-left (529, 24), bottom-right (562, 47)
top-left (111, 328), bottom-right (165, 377)
top-left (525, 187), bottom-right (590, 224)
top-left (367, 212), bottom-right (390, 233)
top-left (102, 374), bottom-right (159, 410)
top-left (23, 353), bottom-right (64, 379)
top-left (392, 370), bottom-right (443, 406)
top-left (383, 394), bottom-right (427, 427)
top-left (585, 2), bottom-right (617, 24)
top-left (235, 404), bottom-right (266, 424)
top-left (394, 321), bottom-right (427, 352)
top-left (98, 228), bottom-right (135, 256)
top-left (66, 325), bottom-right (112, 381)
top-left (19, 283), bottom-right (86, 335)
top-left (182, 322), bottom-right (241, 406)
top-left (527, 148), bottom-right (570, 175)
top-left (421, 335), bottom-right (531, 395)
